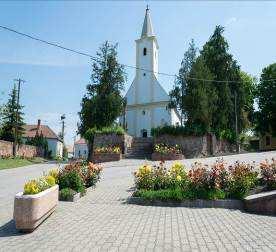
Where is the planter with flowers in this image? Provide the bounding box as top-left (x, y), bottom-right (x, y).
top-left (58, 161), bottom-right (103, 202)
top-left (92, 146), bottom-right (122, 163)
top-left (13, 171), bottom-right (58, 232)
top-left (152, 143), bottom-right (184, 161)
top-left (131, 159), bottom-right (276, 214)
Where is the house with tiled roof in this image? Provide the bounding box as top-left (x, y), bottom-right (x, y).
top-left (22, 119), bottom-right (63, 158)
top-left (74, 138), bottom-right (88, 159)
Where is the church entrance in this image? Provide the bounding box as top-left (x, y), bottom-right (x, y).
top-left (141, 129), bottom-right (148, 138)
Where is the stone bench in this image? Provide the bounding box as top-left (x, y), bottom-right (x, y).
top-left (244, 190), bottom-right (276, 215)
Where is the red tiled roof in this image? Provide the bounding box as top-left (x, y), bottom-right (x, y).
top-left (23, 124), bottom-right (59, 140)
top-left (75, 138), bottom-right (87, 145)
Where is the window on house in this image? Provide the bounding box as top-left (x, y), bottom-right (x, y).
top-left (143, 73), bottom-right (146, 76)
top-left (143, 48), bottom-right (147, 56)
top-left (142, 110), bottom-right (146, 115)
top-left (84, 150), bottom-right (87, 155)
top-left (266, 136), bottom-right (271, 146)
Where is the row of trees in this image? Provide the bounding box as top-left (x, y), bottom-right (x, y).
top-left (79, 26), bottom-right (276, 155)
top-left (169, 25), bottom-right (276, 142)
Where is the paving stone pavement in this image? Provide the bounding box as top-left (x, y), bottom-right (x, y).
top-left (0, 152), bottom-right (276, 251)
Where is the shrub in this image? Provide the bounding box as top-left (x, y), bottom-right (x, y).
top-left (260, 158), bottom-right (276, 190)
top-left (154, 143), bottom-right (181, 154)
top-left (168, 162), bottom-right (187, 188)
top-left (94, 146), bottom-right (121, 154)
top-left (209, 159), bottom-right (228, 190)
top-left (151, 125), bottom-right (205, 137)
top-left (58, 170), bottom-right (85, 193)
top-left (59, 188), bottom-right (76, 201)
top-left (45, 175), bottom-right (56, 187)
top-left (24, 180), bottom-right (40, 195)
top-left (227, 162), bottom-right (258, 199)
top-left (134, 164), bottom-right (153, 190)
top-left (83, 162), bottom-right (103, 187)
top-left (152, 162), bottom-right (170, 190)
top-left (37, 177), bottom-right (51, 192)
top-left (188, 162), bottom-right (210, 190)
top-left (48, 169), bottom-right (59, 183)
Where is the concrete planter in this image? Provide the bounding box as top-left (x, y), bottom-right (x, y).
top-left (14, 185), bottom-right (59, 232)
top-left (92, 153), bottom-right (122, 163)
top-left (151, 152), bottom-right (184, 161)
top-left (128, 197), bottom-right (243, 209)
top-left (244, 190), bottom-right (276, 215)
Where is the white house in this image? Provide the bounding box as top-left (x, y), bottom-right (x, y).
top-left (74, 138), bottom-right (88, 159)
top-left (119, 6), bottom-right (181, 137)
top-left (23, 119), bottom-right (63, 158)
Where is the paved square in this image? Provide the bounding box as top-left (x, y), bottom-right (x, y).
top-left (0, 152), bottom-right (276, 251)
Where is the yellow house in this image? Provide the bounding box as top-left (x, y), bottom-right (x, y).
top-left (259, 133), bottom-right (276, 151)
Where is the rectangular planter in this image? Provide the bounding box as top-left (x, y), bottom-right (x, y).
top-left (14, 185), bottom-right (59, 232)
top-left (151, 152), bottom-right (184, 161)
top-left (92, 153), bottom-right (122, 163)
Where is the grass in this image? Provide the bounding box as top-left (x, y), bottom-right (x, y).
top-left (0, 157), bottom-right (47, 170)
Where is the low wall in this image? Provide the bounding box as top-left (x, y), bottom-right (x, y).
top-left (154, 135), bottom-right (208, 158)
top-left (0, 140), bottom-right (42, 158)
top-left (93, 133), bottom-right (133, 154)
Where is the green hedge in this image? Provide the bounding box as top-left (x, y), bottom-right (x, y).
top-left (151, 125), bottom-right (206, 137)
top-left (84, 126), bottom-right (125, 142)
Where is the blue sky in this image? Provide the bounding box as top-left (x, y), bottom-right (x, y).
top-left (0, 1), bottom-right (275, 145)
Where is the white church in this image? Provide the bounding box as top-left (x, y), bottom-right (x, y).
top-left (120, 7), bottom-right (181, 137)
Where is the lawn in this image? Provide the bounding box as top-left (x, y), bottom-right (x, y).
top-left (0, 157), bottom-right (47, 170)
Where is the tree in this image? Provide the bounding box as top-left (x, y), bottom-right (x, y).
top-left (255, 63), bottom-right (276, 135)
top-left (201, 25), bottom-right (248, 140)
top-left (78, 41), bottom-right (126, 158)
top-left (25, 132), bottom-right (49, 157)
top-left (169, 39), bottom-right (197, 125)
top-left (183, 56), bottom-right (217, 133)
top-left (0, 85), bottom-right (25, 143)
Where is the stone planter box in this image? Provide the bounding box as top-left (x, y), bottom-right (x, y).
top-left (151, 152), bottom-right (184, 161)
top-left (244, 190), bottom-right (276, 215)
top-left (92, 153), bottom-right (122, 163)
top-left (14, 185), bottom-right (59, 232)
top-left (128, 197), bottom-right (243, 210)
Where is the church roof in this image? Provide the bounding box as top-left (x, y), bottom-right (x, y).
top-left (141, 6), bottom-right (154, 38)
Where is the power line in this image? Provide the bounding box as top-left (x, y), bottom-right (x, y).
top-left (1, 24), bottom-right (276, 84)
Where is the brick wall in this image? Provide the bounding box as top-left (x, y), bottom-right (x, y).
top-left (0, 140), bottom-right (42, 158)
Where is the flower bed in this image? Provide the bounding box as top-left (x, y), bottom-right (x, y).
top-left (92, 146), bottom-right (122, 163)
top-left (152, 143), bottom-right (184, 161)
top-left (132, 159), bottom-right (276, 204)
top-left (58, 161), bottom-right (102, 201)
top-left (14, 171), bottom-right (58, 232)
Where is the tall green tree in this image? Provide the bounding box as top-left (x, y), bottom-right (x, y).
top-left (78, 41), bottom-right (126, 158)
top-left (201, 25), bottom-right (247, 139)
top-left (169, 39), bottom-right (197, 125)
top-left (184, 56), bottom-right (217, 133)
top-left (255, 63), bottom-right (276, 135)
top-left (0, 85), bottom-right (25, 143)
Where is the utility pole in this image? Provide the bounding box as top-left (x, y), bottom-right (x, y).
top-left (60, 114), bottom-right (65, 157)
top-left (13, 78), bottom-right (25, 156)
top-left (234, 90), bottom-right (240, 153)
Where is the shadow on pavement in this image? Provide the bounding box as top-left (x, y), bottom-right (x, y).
top-left (0, 220), bottom-right (24, 237)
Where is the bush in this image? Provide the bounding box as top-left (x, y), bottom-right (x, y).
top-left (24, 180), bottom-right (40, 195)
top-left (45, 175), bottom-right (56, 187)
top-left (260, 158), bottom-right (276, 190)
top-left (154, 143), bottom-right (181, 154)
top-left (227, 162), bottom-right (258, 199)
top-left (134, 164), bottom-right (153, 190)
top-left (48, 169), bottom-right (59, 184)
top-left (58, 170), bottom-right (85, 193)
top-left (59, 188), bottom-right (76, 201)
top-left (151, 125), bottom-right (206, 137)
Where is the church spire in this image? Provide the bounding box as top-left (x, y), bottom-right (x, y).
top-left (141, 5), bottom-right (154, 38)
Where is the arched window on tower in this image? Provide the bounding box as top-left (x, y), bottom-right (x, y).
top-left (143, 48), bottom-right (147, 56)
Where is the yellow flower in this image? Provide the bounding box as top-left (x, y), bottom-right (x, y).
top-left (176, 175), bottom-right (182, 181)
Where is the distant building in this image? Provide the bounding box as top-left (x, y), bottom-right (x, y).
top-left (259, 132), bottom-right (276, 151)
top-left (119, 7), bottom-right (181, 137)
top-left (74, 138), bottom-right (88, 159)
top-left (22, 119), bottom-right (63, 158)
top-left (66, 145), bottom-right (74, 159)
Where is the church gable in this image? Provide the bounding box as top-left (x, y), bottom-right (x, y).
top-left (153, 75), bottom-right (170, 102)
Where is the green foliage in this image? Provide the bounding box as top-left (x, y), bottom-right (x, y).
top-left (25, 132), bottom-right (49, 157)
top-left (84, 126), bottom-right (124, 143)
top-left (23, 175), bottom-right (56, 195)
top-left (255, 63), bottom-right (276, 136)
top-left (0, 85), bottom-right (25, 143)
top-left (58, 170), bottom-right (85, 193)
top-left (78, 41), bottom-right (126, 139)
top-left (59, 188), bottom-right (76, 201)
top-left (169, 39), bottom-right (197, 124)
top-left (151, 125), bottom-right (205, 137)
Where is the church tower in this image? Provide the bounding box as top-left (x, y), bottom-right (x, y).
top-left (121, 7), bottom-right (180, 137)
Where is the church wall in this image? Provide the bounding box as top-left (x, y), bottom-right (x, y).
top-left (152, 106), bottom-right (171, 128)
